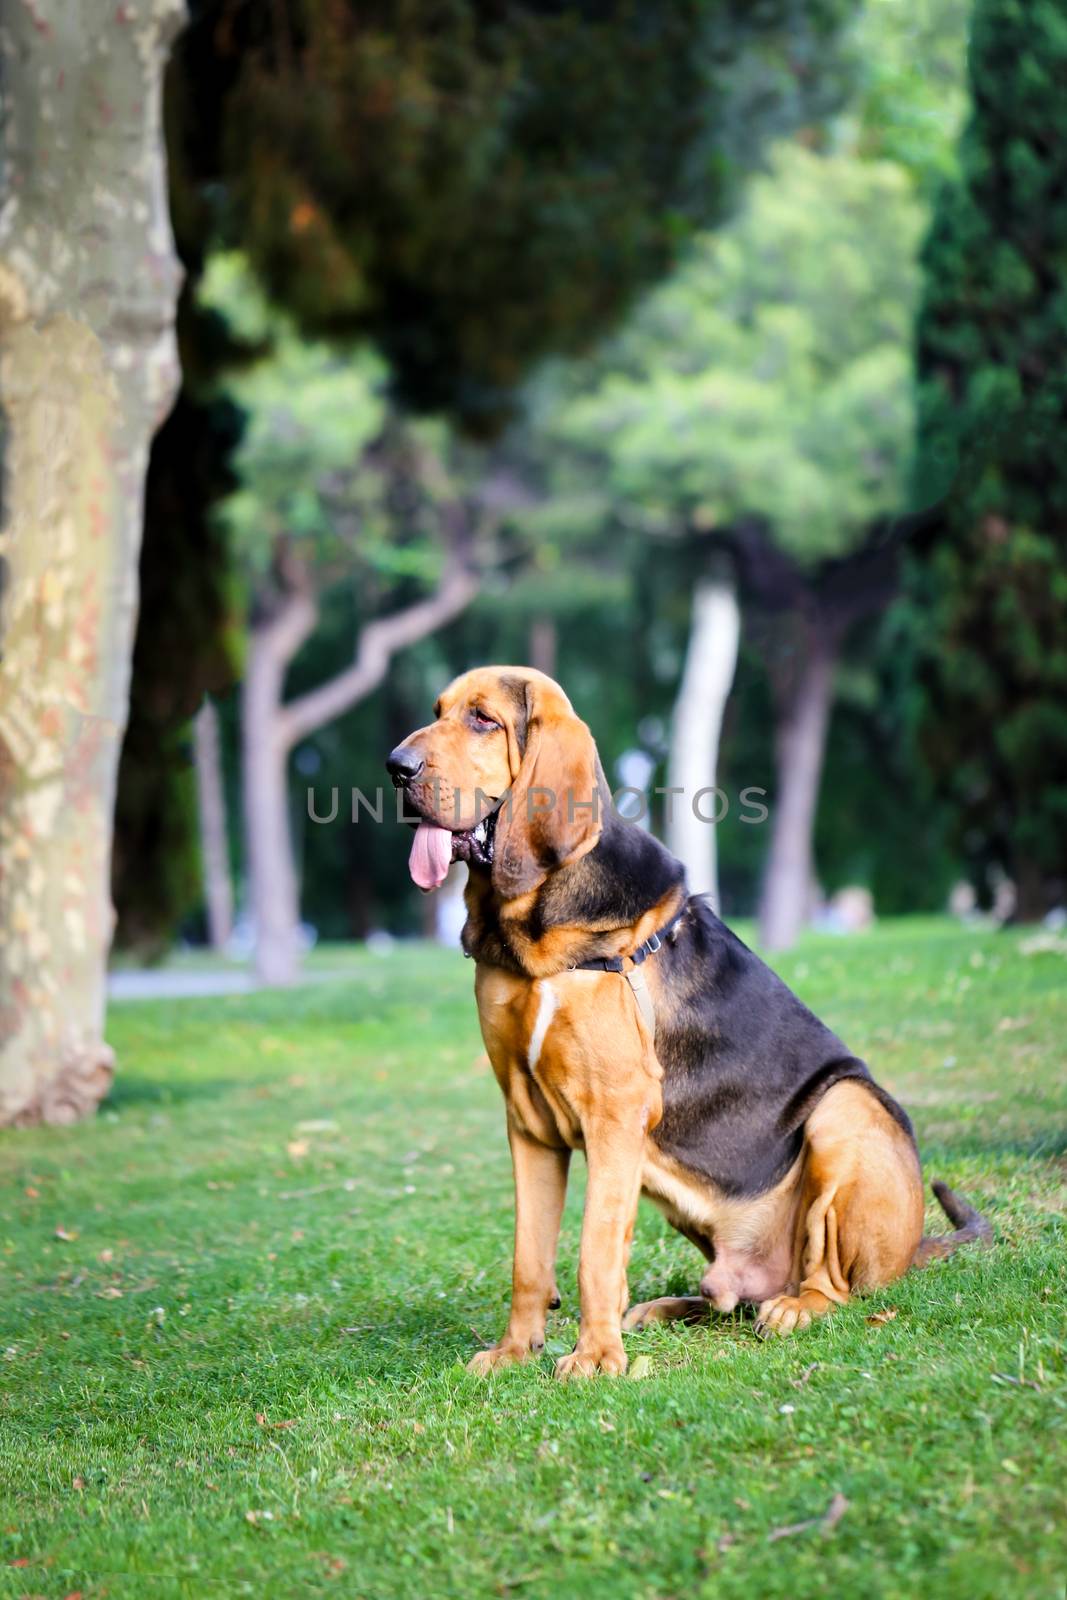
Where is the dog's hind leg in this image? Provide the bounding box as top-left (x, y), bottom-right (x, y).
top-left (622, 1295), bottom-right (709, 1331)
top-left (755, 1080), bottom-right (924, 1339)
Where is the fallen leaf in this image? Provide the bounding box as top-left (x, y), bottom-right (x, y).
top-left (24, 1186), bottom-right (39, 1199)
top-left (628, 1354), bottom-right (652, 1381)
top-left (95, 1287), bottom-right (123, 1300)
top-left (9, 1556), bottom-right (30, 1567)
top-left (312, 1554), bottom-right (348, 1576)
top-left (54, 1227), bottom-right (78, 1242)
top-left (72, 1477), bottom-right (85, 1491)
top-left (98, 1249), bottom-right (114, 1264)
top-left (286, 1139), bottom-right (310, 1160)
top-left (716, 1532), bottom-right (737, 1554)
top-left (1001, 1458), bottom-right (1021, 1476)
top-left (866, 1308), bottom-right (898, 1326)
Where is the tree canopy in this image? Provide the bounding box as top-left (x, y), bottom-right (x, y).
top-left (544, 142), bottom-right (923, 563)
top-left (171, 0), bottom-right (855, 429)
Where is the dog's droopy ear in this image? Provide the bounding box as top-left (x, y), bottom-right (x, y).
top-left (493, 679), bottom-right (601, 900)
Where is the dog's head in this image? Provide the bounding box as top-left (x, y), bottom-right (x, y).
top-left (386, 666), bottom-right (601, 900)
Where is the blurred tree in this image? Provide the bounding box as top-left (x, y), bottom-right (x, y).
top-left (0, 2), bottom-right (184, 1125)
top-left (511, 0), bottom-right (973, 944)
top-left (110, 352), bottom-right (245, 958)
top-left (853, 0), bottom-right (971, 198)
top-left (202, 257), bottom-right (482, 981)
top-left (110, 41), bottom-right (265, 959)
top-left (121, 0), bottom-right (859, 976)
top-left (179, 0), bottom-right (855, 430)
top-left (540, 144), bottom-right (925, 938)
top-left (903, 0), bottom-right (1067, 918)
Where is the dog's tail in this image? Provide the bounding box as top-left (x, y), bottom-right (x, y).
top-left (912, 1180), bottom-right (993, 1267)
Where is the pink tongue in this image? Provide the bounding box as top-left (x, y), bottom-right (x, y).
top-left (408, 821), bottom-right (454, 890)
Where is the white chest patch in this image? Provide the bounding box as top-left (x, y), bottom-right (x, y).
top-left (527, 980), bottom-right (559, 1073)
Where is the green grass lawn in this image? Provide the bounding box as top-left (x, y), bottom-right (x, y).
top-left (2, 920), bottom-right (1065, 1599)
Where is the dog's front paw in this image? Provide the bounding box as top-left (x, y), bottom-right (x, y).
top-left (467, 1338), bottom-right (540, 1376)
top-left (554, 1337), bottom-right (627, 1379)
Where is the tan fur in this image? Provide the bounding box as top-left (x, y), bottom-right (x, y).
top-left (403, 668), bottom-right (934, 1376)
top-left (627, 1081), bottom-right (926, 1339)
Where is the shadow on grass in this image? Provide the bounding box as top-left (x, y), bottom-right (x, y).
top-left (102, 1074), bottom-right (244, 1110)
top-left (922, 1128), bottom-right (1067, 1164)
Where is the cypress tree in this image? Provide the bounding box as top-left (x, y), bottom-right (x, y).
top-left (908, 0), bottom-right (1067, 915)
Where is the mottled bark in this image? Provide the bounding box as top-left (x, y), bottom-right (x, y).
top-left (758, 632), bottom-right (837, 952)
top-left (0, 0), bottom-right (183, 1124)
top-left (666, 576), bottom-right (740, 910)
top-left (193, 699), bottom-right (233, 950)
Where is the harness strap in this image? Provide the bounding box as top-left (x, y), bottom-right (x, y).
top-left (624, 965), bottom-right (657, 1036)
top-left (573, 904), bottom-right (686, 1039)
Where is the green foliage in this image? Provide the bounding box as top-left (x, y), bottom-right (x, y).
top-left (906, 0), bottom-right (1067, 908)
top-left (199, 253), bottom-right (494, 647)
top-left (2, 925), bottom-right (1066, 1594)
top-left (548, 143), bottom-right (924, 563)
top-left (177, 0), bottom-right (856, 428)
top-left (850, 0), bottom-right (972, 195)
top-left (199, 254), bottom-right (391, 581)
top-left (112, 371), bottom-right (246, 956)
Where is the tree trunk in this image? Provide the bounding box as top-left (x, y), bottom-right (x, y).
top-left (758, 632), bottom-right (837, 952)
top-left (193, 699), bottom-right (233, 951)
top-left (433, 862), bottom-right (469, 945)
top-left (242, 591), bottom-right (316, 987)
top-left (242, 555), bottom-right (477, 985)
top-left (1011, 856), bottom-right (1047, 924)
top-left (529, 615), bottom-right (558, 680)
top-left (0, 1), bottom-right (183, 1125)
top-left (666, 576), bottom-right (741, 909)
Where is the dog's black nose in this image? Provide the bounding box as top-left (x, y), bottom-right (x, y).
top-left (386, 745), bottom-right (424, 783)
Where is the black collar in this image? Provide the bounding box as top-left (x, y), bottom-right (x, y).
top-left (573, 904), bottom-right (687, 974)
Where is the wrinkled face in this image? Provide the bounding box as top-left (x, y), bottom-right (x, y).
top-left (386, 666), bottom-right (601, 899)
top-left (386, 667), bottom-right (527, 832)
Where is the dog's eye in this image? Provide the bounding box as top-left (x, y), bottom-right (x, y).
top-left (470, 708), bottom-right (500, 732)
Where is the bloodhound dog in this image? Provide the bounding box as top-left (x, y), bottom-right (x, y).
top-left (387, 667), bottom-right (990, 1378)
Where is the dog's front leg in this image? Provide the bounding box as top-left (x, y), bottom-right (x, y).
top-left (556, 1110), bottom-right (646, 1379)
top-left (468, 1127), bottom-right (570, 1374)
